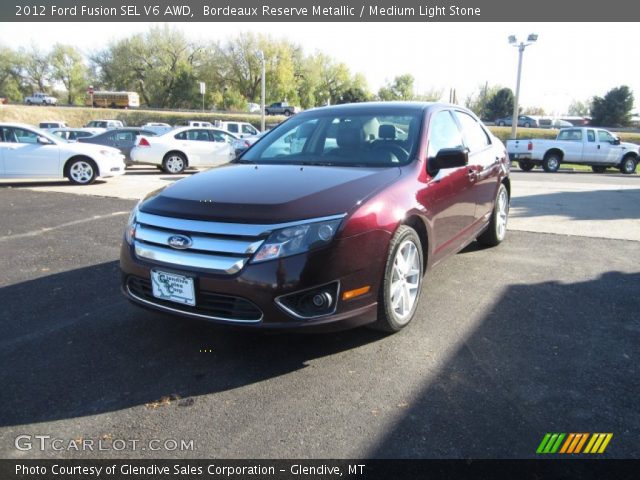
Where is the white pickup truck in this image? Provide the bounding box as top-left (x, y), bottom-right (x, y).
top-left (24, 92), bottom-right (58, 106)
top-left (507, 127), bottom-right (639, 174)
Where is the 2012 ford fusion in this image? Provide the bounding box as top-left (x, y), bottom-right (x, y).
top-left (120, 102), bottom-right (510, 332)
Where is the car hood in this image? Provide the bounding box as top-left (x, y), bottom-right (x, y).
top-left (621, 141), bottom-right (639, 151)
top-left (140, 163), bottom-right (401, 223)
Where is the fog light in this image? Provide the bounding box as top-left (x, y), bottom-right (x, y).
top-left (275, 282), bottom-right (340, 320)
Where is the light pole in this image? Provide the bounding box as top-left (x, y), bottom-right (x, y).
top-left (257, 50), bottom-right (266, 132)
top-left (508, 34), bottom-right (538, 139)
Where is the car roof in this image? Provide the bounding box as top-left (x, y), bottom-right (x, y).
top-left (300, 101), bottom-right (450, 116)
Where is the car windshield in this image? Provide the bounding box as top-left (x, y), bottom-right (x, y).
top-left (239, 108), bottom-right (422, 167)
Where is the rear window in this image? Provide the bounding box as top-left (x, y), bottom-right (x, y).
top-left (558, 129), bottom-right (583, 141)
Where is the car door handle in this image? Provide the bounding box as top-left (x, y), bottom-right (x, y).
top-left (467, 168), bottom-right (477, 180)
top-left (597, 145), bottom-right (601, 149)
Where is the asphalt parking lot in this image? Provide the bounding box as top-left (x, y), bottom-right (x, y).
top-left (0, 170), bottom-right (638, 459)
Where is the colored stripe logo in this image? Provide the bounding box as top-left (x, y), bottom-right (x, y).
top-left (537, 433), bottom-right (612, 454)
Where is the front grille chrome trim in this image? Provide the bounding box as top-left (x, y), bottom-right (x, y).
top-left (126, 285), bottom-right (263, 324)
top-left (135, 224), bottom-right (263, 255)
top-left (134, 241), bottom-right (246, 274)
top-left (136, 211), bottom-right (346, 237)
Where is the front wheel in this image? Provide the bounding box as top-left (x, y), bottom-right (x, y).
top-left (523, 122), bottom-right (531, 128)
top-left (620, 156), bottom-right (637, 174)
top-left (477, 183), bottom-right (509, 247)
top-left (498, 121), bottom-right (505, 126)
top-left (371, 226), bottom-right (424, 333)
top-left (67, 158), bottom-right (97, 185)
top-left (162, 153), bottom-right (186, 174)
top-left (518, 160), bottom-right (535, 171)
top-left (542, 153), bottom-right (561, 173)
top-left (284, 110), bottom-right (292, 117)
top-left (592, 165), bottom-right (607, 174)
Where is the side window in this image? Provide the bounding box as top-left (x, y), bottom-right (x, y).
top-left (12, 127), bottom-right (39, 144)
top-left (558, 129), bottom-right (582, 141)
top-left (227, 124), bottom-right (239, 133)
top-left (454, 111), bottom-right (490, 152)
top-left (174, 131), bottom-right (186, 140)
top-left (598, 130), bottom-right (614, 143)
top-left (587, 130), bottom-right (595, 142)
top-left (427, 111), bottom-right (464, 158)
top-left (211, 131), bottom-right (233, 143)
top-left (184, 129), bottom-right (210, 141)
top-left (242, 124), bottom-right (257, 135)
top-left (114, 131), bottom-right (134, 142)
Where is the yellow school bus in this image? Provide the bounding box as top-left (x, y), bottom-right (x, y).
top-left (86, 91), bottom-right (140, 108)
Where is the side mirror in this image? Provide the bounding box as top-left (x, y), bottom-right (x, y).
top-left (611, 138), bottom-right (620, 145)
top-left (430, 147), bottom-right (469, 171)
top-left (37, 136), bottom-right (52, 145)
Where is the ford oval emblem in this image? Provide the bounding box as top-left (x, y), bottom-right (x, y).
top-left (167, 234), bottom-right (192, 250)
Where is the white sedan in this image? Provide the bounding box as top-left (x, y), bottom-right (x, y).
top-left (0, 123), bottom-right (125, 185)
top-left (130, 127), bottom-right (238, 174)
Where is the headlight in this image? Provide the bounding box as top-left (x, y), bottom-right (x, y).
top-left (251, 217), bottom-right (343, 263)
top-left (124, 201), bottom-right (141, 245)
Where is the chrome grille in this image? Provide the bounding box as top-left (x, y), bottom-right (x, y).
top-left (133, 211), bottom-right (267, 275)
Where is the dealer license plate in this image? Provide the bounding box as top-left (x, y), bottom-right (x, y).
top-left (151, 270), bottom-right (196, 306)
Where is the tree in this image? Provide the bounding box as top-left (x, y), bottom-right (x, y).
top-left (50, 44), bottom-right (88, 105)
top-left (523, 106), bottom-right (546, 116)
top-left (338, 86), bottom-right (370, 104)
top-left (568, 99), bottom-right (590, 117)
top-left (465, 83), bottom-right (502, 120)
top-left (484, 88), bottom-right (514, 121)
top-left (590, 86), bottom-right (634, 127)
top-left (21, 46), bottom-right (53, 93)
top-left (378, 74), bottom-right (415, 101)
top-left (0, 45), bottom-right (24, 101)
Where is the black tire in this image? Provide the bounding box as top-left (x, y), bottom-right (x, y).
top-left (592, 165), bottom-right (607, 174)
top-left (477, 183), bottom-right (509, 247)
top-left (26, 100), bottom-right (32, 105)
top-left (620, 156), bottom-right (637, 175)
top-left (162, 152), bottom-right (187, 174)
top-left (498, 121), bottom-right (505, 126)
top-left (523, 122), bottom-right (531, 128)
top-left (284, 110), bottom-right (292, 117)
top-left (370, 226), bottom-right (424, 333)
top-left (542, 152), bottom-right (561, 173)
top-left (66, 157), bottom-right (98, 185)
top-left (518, 160), bottom-right (535, 172)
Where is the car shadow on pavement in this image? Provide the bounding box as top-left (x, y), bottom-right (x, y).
top-left (511, 188), bottom-right (640, 221)
top-left (367, 271), bottom-right (640, 458)
top-left (0, 261), bottom-right (387, 427)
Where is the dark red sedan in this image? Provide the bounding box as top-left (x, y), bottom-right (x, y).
top-left (120, 102), bottom-right (510, 332)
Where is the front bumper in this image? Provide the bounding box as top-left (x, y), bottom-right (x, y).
top-left (120, 230), bottom-right (389, 331)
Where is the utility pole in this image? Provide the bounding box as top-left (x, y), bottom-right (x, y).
top-left (258, 50), bottom-right (266, 131)
top-left (508, 34), bottom-right (538, 139)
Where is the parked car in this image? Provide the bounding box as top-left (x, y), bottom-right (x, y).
top-left (232, 131), bottom-right (268, 156)
top-left (218, 121), bottom-right (260, 138)
top-left (265, 102), bottom-right (299, 116)
top-left (130, 127), bottom-right (238, 173)
top-left (24, 92), bottom-right (57, 106)
top-left (495, 115), bottom-right (539, 128)
top-left (507, 127), bottom-right (639, 173)
top-left (141, 122), bottom-right (173, 135)
top-left (39, 121), bottom-right (68, 129)
top-left (85, 119), bottom-right (125, 129)
top-left (186, 121), bottom-right (214, 128)
top-left (49, 127), bottom-right (104, 141)
top-left (120, 102), bottom-right (511, 332)
top-left (78, 128), bottom-right (158, 165)
top-left (0, 122), bottom-right (125, 184)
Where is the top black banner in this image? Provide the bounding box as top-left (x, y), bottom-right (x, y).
top-left (3, 0), bottom-right (640, 22)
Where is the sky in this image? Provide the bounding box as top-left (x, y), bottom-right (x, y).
top-left (1, 22), bottom-right (638, 114)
